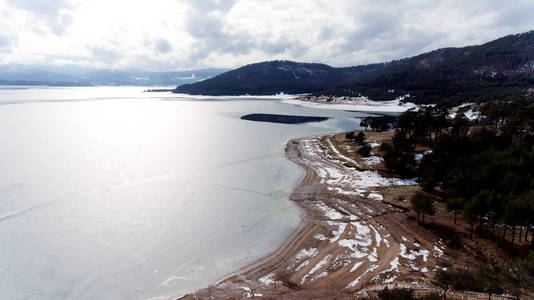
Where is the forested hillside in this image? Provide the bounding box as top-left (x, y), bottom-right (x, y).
top-left (173, 61), bottom-right (355, 95)
top-left (174, 31), bottom-right (534, 105)
top-left (329, 31), bottom-right (534, 104)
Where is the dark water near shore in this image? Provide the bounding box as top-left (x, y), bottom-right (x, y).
top-left (0, 86), bottom-right (369, 299)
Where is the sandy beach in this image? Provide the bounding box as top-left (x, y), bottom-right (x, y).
top-left (180, 131), bottom-right (454, 299)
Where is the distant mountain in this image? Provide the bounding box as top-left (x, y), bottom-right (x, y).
top-left (173, 61), bottom-right (359, 95)
top-left (0, 65), bottom-right (227, 87)
top-left (174, 31), bottom-right (534, 104)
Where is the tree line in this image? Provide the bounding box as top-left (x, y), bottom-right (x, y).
top-left (379, 96), bottom-right (534, 251)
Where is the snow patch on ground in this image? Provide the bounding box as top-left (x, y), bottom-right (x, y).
top-left (296, 248), bottom-right (318, 261)
top-left (464, 109), bottom-right (480, 120)
top-left (368, 247), bottom-right (378, 262)
top-left (433, 244), bottom-right (444, 257)
top-left (328, 221), bottom-right (347, 243)
top-left (316, 202), bottom-right (343, 220)
top-left (326, 138), bottom-right (360, 166)
top-left (314, 233), bottom-right (327, 241)
top-left (400, 244), bottom-right (429, 262)
top-left (449, 103), bottom-right (480, 121)
top-left (324, 167), bottom-right (345, 181)
top-left (299, 138), bottom-right (417, 194)
top-left (328, 186), bottom-right (364, 196)
top-left (368, 142), bottom-right (381, 148)
top-left (295, 260), bottom-right (310, 271)
top-left (363, 156), bottom-right (383, 166)
top-left (313, 271), bottom-right (329, 281)
top-left (282, 97), bottom-right (416, 113)
top-left (370, 225), bottom-right (382, 247)
top-left (240, 287), bottom-right (263, 298)
top-left (292, 247), bottom-right (319, 271)
top-left (346, 265), bottom-right (379, 288)
top-left (367, 193), bottom-right (384, 201)
top-left (338, 221), bottom-right (373, 259)
top-left (258, 273), bottom-right (276, 286)
top-left (383, 257), bottom-right (399, 273)
top-left (302, 254), bottom-right (332, 284)
top-left (415, 150), bottom-right (433, 161)
top-left (350, 261), bottom-right (364, 272)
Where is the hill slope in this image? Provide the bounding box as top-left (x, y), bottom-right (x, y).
top-left (174, 31), bottom-right (534, 104)
top-left (173, 61), bottom-right (361, 95)
top-left (332, 31), bottom-right (534, 104)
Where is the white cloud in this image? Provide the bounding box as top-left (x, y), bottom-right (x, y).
top-left (5, 0), bottom-right (73, 35)
top-left (154, 38), bottom-right (173, 54)
top-left (88, 44), bottom-right (122, 64)
top-left (0, 33), bottom-right (15, 53)
top-left (0, 0), bottom-right (532, 71)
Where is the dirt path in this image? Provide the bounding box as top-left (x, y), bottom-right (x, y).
top-left (180, 134), bottom-right (450, 299)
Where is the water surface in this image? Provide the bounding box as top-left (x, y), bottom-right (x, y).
top-left (0, 86), bottom-right (367, 299)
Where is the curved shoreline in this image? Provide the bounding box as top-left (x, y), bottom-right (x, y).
top-left (180, 132), bottom-right (446, 299)
top-left (195, 137), bottom-right (318, 289)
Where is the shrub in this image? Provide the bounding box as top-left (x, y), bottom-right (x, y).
top-left (383, 145), bottom-right (416, 177)
top-left (358, 143), bottom-right (372, 157)
top-left (355, 131), bottom-right (366, 144)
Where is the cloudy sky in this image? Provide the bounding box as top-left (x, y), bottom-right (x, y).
top-left (0, 0), bottom-right (533, 71)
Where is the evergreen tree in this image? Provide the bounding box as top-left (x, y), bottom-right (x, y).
top-left (410, 192), bottom-right (435, 225)
top-left (355, 131), bottom-right (366, 144)
top-left (446, 198), bottom-right (464, 225)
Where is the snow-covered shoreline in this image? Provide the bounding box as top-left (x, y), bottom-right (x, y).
top-left (181, 132), bottom-right (448, 299)
top-left (281, 96), bottom-right (417, 114)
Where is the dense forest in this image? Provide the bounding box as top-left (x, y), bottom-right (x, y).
top-left (174, 31), bottom-right (534, 106)
top-left (381, 96), bottom-right (534, 247)
top-left (327, 31), bottom-right (534, 105)
top-left (371, 95), bottom-right (534, 297)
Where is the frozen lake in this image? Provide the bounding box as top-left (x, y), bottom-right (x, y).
top-left (0, 86), bottom-right (369, 299)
